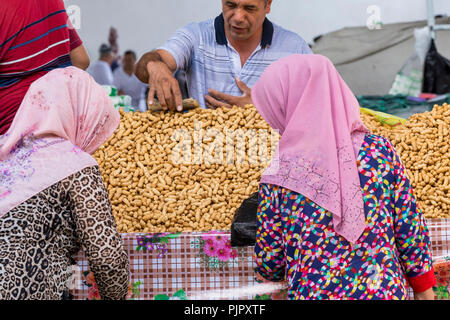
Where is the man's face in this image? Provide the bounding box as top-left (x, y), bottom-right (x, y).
top-left (222, 0), bottom-right (272, 42)
top-left (102, 53), bottom-right (115, 66)
top-left (123, 54), bottom-right (137, 70)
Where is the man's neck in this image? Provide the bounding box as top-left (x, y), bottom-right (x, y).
top-left (227, 28), bottom-right (262, 53)
top-left (226, 28), bottom-right (263, 67)
top-left (123, 66), bottom-right (134, 76)
top-left (99, 58), bottom-right (111, 66)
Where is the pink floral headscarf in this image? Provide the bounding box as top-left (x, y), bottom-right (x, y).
top-left (0, 66), bottom-right (120, 217)
top-left (251, 54), bottom-right (370, 243)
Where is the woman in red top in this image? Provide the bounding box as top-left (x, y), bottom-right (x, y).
top-left (0, 0), bottom-right (90, 135)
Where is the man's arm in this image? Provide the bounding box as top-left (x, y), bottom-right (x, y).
top-left (135, 49), bottom-right (182, 112)
top-left (136, 22), bottom-right (199, 112)
top-left (135, 50), bottom-right (176, 83)
top-left (70, 45), bottom-right (90, 70)
top-left (67, 20), bottom-right (89, 70)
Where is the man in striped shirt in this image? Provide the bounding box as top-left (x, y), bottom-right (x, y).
top-left (0, 0), bottom-right (90, 135)
top-left (136, 0), bottom-right (312, 111)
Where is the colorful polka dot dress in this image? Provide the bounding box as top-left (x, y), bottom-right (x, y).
top-left (254, 134), bottom-right (436, 300)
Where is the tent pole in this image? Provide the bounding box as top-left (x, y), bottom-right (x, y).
top-left (427, 0), bottom-right (436, 39)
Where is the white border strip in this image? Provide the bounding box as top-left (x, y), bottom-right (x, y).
top-left (0, 39), bottom-right (69, 66)
top-left (188, 282), bottom-right (287, 300)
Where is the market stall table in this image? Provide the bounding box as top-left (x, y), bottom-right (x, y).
top-left (71, 219), bottom-right (450, 300)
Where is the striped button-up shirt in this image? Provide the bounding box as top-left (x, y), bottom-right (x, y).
top-left (158, 14), bottom-right (312, 108)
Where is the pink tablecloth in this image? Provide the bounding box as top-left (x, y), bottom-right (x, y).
top-left (71, 219), bottom-right (450, 300)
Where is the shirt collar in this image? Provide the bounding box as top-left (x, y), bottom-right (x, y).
top-left (214, 13), bottom-right (274, 48)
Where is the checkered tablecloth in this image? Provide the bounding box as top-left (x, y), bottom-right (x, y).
top-left (71, 219), bottom-right (450, 300)
top-left (71, 231), bottom-right (262, 300)
top-left (428, 219), bottom-right (450, 258)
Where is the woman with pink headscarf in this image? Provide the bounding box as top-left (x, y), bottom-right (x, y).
top-left (252, 54), bottom-right (435, 300)
top-left (0, 67), bottom-right (129, 300)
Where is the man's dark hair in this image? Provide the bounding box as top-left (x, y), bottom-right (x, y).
top-left (99, 44), bottom-right (113, 57)
top-left (124, 50), bottom-right (137, 59)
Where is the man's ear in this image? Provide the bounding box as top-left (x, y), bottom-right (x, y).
top-left (265, 0), bottom-right (273, 14)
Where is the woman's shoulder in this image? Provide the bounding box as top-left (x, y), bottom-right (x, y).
top-left (65, 165), bottom-right (101, 179)
top-left (363, 133), bottom-right (392, 145)
top-left (78, 165), bottom-right (102, 176)
top-left (58, 165), bottom-right (103, 190)
top-left (362, 133), bottom-right (397, 159)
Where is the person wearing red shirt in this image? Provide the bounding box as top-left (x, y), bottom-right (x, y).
top-left (0, 0), bottom-right (90, 135)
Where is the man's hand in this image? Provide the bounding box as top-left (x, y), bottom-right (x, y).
top-left (414, 288), bottom-right (435, 300)
top-left (146, 61), bottom-right (183, 112)
top-left (205, 77), bottom-right (253, 109)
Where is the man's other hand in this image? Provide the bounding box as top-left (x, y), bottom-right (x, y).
top-left (205, 77), bottom-right (252, 109)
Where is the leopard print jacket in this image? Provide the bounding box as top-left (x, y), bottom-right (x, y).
top-left (0, 166), bottom-right (129, 300)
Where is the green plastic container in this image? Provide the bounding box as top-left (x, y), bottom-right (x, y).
top-left (102, 85), bottom-right (118, 97)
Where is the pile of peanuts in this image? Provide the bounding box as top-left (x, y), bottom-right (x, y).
top-left (93, 105), bottom-right (277, 233)
top-left (360, 103), bottom-right (450, 219)
top-left (94, 103), bottom-right (449, 234)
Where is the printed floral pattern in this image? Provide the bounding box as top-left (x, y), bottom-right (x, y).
top-left (136, 233), bottom-right (181, 258)
top-left (83, 271), bottom-right (143, 300)
top-left (0, 134), bottom-right (66, 199)
top-left (190, 231), bottom-right (242, 270)
top-left (128, 281), bottom-right (143, 300)
top-left (0, 135), bottom-right (36, 199)
top-left (83, 271), bottom-right (101, 300)
top-left (433, 257), bottom-right (450, 300)
top-left (154, 289), bottom-right (187, 301)
top-left (30, 89), bottom-right (49, 111)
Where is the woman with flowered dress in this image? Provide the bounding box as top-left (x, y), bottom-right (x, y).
top-left (252, 54), bottom-right (436, 300)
